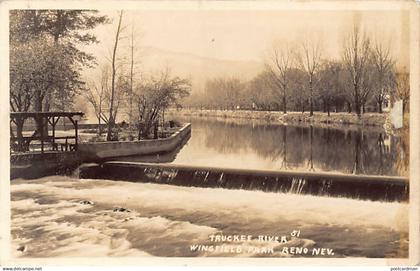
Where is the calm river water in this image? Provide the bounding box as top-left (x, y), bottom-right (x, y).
top-left (157, 116), bottom-right (402, 176)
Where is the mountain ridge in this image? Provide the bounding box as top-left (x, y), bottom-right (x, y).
top-left (138, 46), bottom-right (264, 93)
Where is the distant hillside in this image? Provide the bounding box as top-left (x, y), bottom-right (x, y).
top-left (139, 46), bottom-right (264, 93)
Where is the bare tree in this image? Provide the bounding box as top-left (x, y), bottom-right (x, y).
top-left (318, 61), bottom-right (343, 116)
top-left (225, 77), bottom-right (243, 110)
top-left (106, 10), bottom-right (124, 141)
top-left (245, 71), bottom-right (278, 111)
top-left (359, 60), bottom-right (376, 113)
top-left (288, 68), bottom-right (309, 113)
top-left (342, 25), bottom-right (371, 117)
top-left (127, 21), bottom-right (142, 126)
top-left (203, 77), bottom-right (242, 110)
top-left (85, 66), bottom-right (110, 136)
top-left (296, 37), bottom-right (322, 116)
top-left (266, 43), bottom-right (293, 113)
top-left (372, 39), bottom-right (395, 113)
top-left (394, 69), bottom-right (410, 114)
top-left (134, 69), bottom-right (191, 139)
top-left (128, 24), bottom-right (135, 126)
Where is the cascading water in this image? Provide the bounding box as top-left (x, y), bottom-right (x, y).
top-left (10, 174), bottom-right (409, 257)
top-left (79, 162), bottom-right (409, 202)
top-left (289, 178), bottom-right (306, 194)
top-left (318, 179), bottom-right (333, 196)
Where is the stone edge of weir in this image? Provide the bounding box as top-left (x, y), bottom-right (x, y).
top-left (79, 161), bottom-right (409, 202)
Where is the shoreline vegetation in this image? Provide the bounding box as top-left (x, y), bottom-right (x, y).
top-left (168, 108), bottom-right (388, 127)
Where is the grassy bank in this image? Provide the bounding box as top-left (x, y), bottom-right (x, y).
top-left (168, 109), bottom-right (387, 127)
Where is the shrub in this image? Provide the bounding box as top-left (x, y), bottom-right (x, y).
top-left (88, 135), bottom-right (105, 142)
top-left (81, 129), bottom-right (98, 134)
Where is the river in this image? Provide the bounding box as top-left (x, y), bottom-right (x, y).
top-left (10, 116), bottom-right (409, 258)
top-left (162, 116), bottom-right (403, 176)
top-left (11, 176), bottom-right (408, 258)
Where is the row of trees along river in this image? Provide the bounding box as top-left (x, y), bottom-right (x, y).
top-left (183, 28), bottom-right (409, 117)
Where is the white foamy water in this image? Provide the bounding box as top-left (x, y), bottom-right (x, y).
top-left (11, 176), bottom-right (408, 258)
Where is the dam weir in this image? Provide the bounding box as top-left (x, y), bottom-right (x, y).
top-left (79, 162), bottom-right (409, 202)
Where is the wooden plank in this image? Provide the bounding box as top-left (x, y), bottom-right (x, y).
top-left (10, 136), bottom-right (76, 141)
top-left (10, 112), bottom-right (84, 118)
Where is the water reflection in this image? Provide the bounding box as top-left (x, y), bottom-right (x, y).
top-left (169, 117), bottom-right (401, 176)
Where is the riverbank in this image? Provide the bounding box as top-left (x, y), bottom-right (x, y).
top-left (167, 109), bottom-right (387, 127)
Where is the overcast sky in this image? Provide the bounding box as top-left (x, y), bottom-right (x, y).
top-left (88, 8), bottom-right (409, 66)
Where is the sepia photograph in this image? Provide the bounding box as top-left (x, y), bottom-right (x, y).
top-left (1, 0), bottom-right (419, 267)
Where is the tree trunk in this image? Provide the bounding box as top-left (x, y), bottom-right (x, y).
top-left (97, 116), bottom-right (102, 136)
top-left (335, 98), bottom-right (339, 113)
top-left (354, 84), bottom-right (362, 118)
top-left (142, 123), bottom-right (151, 139)
top-left (153, 122), bottom-right (158, 139)
top-left (355, 102), bottom-right (361, 118)
top-left (137, 122), bottom-right (144, 140)
top-left (106, 116), bottom-right (115, 141)
top-left (43, 97), bottom-right (50, 135)
top-left (15, 118), bottom-right (26, 151)
top-left (378, 100), bottom-right (383, 114)
top-left (33, 92), bottom-right (45, 138)
top-left (282, 94), bottom-right (286, 114)
top-left (327, 101), bottom-right (330, 117)
top-left (402, 99), bottom-right (407, 114)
